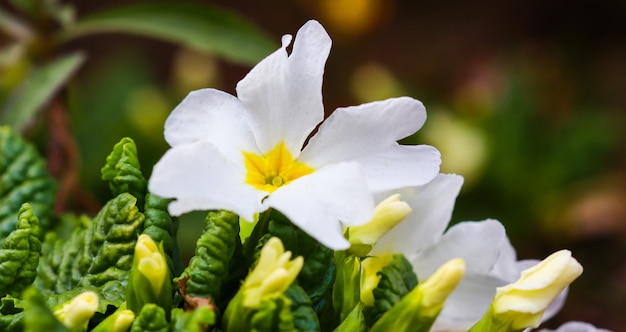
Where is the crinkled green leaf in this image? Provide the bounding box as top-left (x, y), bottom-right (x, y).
top-left (130, 303), bottom-right (168, 332)
top-left (61, 2), bottom-right (276, 66)
top-left (284, 284), bottom-right (320, 332)
top-left (250, 296), bottom-right (295, 332)
top-left (177, 210), bottom-right (241, 309)
top-left (0, 53), bottom-right (84, 131)
top-left (101, 137), bottom-right (147, 208)
top-left (365, 254), bottom-right (418, 326)
top-left (266, 211), bottom-right (336, 309)
top-left (0, 203), bottom-right (41, 297)
top-left (0, 126), bottom-right (56, 244)
top-left (35, 193), bottom-right (143, 302)
top-left (22, 287), bottom-right (69, 332)
top-left (143, 192), bottom-right (178, 274)
top-left (171, 306), bottom-right (216, 332)
top-left (0, 295), bottom-right (24, 331)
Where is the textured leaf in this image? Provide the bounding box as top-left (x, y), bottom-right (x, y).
top-left (0, 53), bottom-right (84, 131)
top-left (0, 295), bottom-right (24, 331)
top-left (35, 193), bottom-right (143, 302)
top-left (177, 210), bottom-right (240, 308)
top-left (0, 126), bottom-right (56, 244)
top-left (284, 284), bottom-right (320, 332)
top-left (101, 137), bottom-right (147, 208)
top-left (366, 254), bottom-right (418, 326)
top-left (130, 303), bottom-right (169, 332)
top-left (62, 2), bottom-right (276, 65)
top-left (250, 296), bottom-right (295, 332)
top-left (143, 192), bottom-right (177, 274)
top-left (0, 203), bottom-right (41, 297)
top-left (171, 306), bottom-right (216, 332)
top-left (266, 211), bottom-right (336, 308)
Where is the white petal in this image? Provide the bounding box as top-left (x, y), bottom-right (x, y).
top-left (264, 162), bottom-right (374, 250)
top-left (236, 20), bottom-right (330, 155)
top-left (148, 141), bottom-right (266, 221)
top-left (543, 321), bottom-right (612, 332)
top-left (372, 174), bottom-right (463, 255)
top-left (164, 89), bottom-right (257, 155)
top-left (432, 273), bottom-right (507, 331)
top-left (301, 97), bottom-right (440, 190)
top-left (489, 235), bottom-right (519, 281)
top-left (410, 219), bottom-right (507, 278)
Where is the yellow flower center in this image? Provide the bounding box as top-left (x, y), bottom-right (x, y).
top-left (243, 141), bottom-right (314, 193)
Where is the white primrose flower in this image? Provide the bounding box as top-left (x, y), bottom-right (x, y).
top-left (363, 174), bottom-right (569, 331)
top-left (148, 20), bottom-right (440, 249)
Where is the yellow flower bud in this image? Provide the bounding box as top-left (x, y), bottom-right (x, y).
top-left (111, 310), bottom-right (135, 331)
top-left (347, 194), bottom-right (411, 256)
top-left (54, 291), bottom-right (99, 329)
top-left (243, 237), bottom-right (304, 308)
top-left (135, 234), bottom-right (168, 294)
top-left (418, 258), bottom-right (466, 318)
top-left (126, 234), bottom-right (172, 314)
top-left (470, 250), bottom-right (583, 332)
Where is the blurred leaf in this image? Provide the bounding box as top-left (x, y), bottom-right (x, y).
top-left (0, 52), bottom-right (84, 131)
top-left (62, 2), bottom-right (277, 65)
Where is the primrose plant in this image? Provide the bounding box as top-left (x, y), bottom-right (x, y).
top-left (0, 20), bottom-right (608, 332)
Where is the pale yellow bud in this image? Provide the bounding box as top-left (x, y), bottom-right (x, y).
top-left (470, 250), bottom-right (583, 332)
top-left (418, 258), bottom-right (466, 316)
top-left (54, 291), bottom-right (99, 329)
top-left (243, 237), bottom-right (304, 308)
top-left (112, 310), bottom-right (135, 331)
top-left (347, 194), bottom-right (411, 256)
top-left (135, 234), bottom-right (168, 294)
top-left (492, 250), bottom-right (583, 330)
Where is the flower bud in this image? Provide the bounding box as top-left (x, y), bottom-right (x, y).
top-left (470, 250), bottom-right (583, 332)
top-left (126, 234), bottom-right (172, 314)
top-left (371, 258), bottom-right (465, 332)
top-left (54, 291), bottom-right (99, 330)
top-left (243, 237), bottom-right (304, 308)
top-left (92, 308), bottom-right (135, 332)
top-left (347, 194), bottom-right (411, 257)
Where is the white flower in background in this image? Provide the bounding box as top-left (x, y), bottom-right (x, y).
top-left (148, 20), bottom-right (440, 249)
top-left (538, 321), bottom-right (613, 332)
top-left (361, 174), bottom-right (571, 331)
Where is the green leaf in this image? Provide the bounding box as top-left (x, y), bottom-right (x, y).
top-left (22, 287), bottom-right (69, 332)
top-left (143, 193), bottom-right (177, 275)
top-left (265, 211), bottom-right (336, 309)
top-left (0, 53), bottom-right (84, 131)
top-left (366, 254), bottom-right (418, 326)
top-left (333, 303), bottom-right (366, 332)
top-left (171, 306), bottom-right (216, 332)
top-left (62, 2), bottom-right (276, 65)
top-left (284, 284), bottom-right (320, 332)
top-left (0, 295), bottom-right (24, 331)
top-left (35, 193), bottom-right (144, 301)
top-left (250, 296), bottom-right (296, 332)
top-left (0, 203), bottom-right (41, 297)
top-left (130, 303), bottom-right (169, 332)
top-left (0, 126), bottom-right (56, 244)
top-left (176, 210), bottom-right (240, 309)
top-left (101, 137), bottom-right (147, 208)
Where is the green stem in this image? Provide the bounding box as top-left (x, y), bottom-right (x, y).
top-left (242, 208), bottom-right (272, 264)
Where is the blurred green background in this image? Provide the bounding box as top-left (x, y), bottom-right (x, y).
top-left (2, 0), bottom-right (625, 329)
